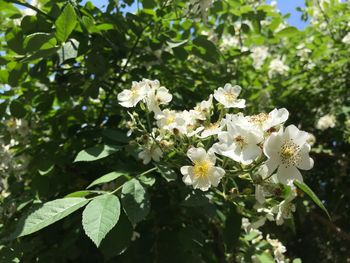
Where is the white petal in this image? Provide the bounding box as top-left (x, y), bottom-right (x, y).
top-left (296, 144), bottom-right (314, 170)
top-left (265, 157), bottom-right (279, 176)
top-left (187, 147), bottom-right (207, 162)
top-left (181, 166), bottom-right (194, 185)
top-left (241, 145), bottom-right (262, 165)
top-left (194, 176), bottom-right (210, 191)
top-left (232, 99), bottom-right (246, 108)
top-left (263, 132), bottom-right (283, 158)
top-left (255, 185), bottom-right (266, 204)
top-left (209, 167), bottom-right (225, 187)
top-left (277, 166), bottom-right (303, 185)
top-left (285, 125), bottom-right (308, 146)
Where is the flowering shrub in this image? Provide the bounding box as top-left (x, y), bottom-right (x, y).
top-left (0, 0), bottom-right (349, 262)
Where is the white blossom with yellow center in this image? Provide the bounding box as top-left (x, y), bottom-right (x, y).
top-left (180, 147), bottom-right (225, 191)
top-left (213, 121), bottom-right (263, 165)
top-left (263, 125), bottom-right (314, 184)
top-left (117, 81), bottom-right (149, 108)
top-left (156, 109), bottom-right (186, 134)
top-left (213, 83), bottom-right (246, 109)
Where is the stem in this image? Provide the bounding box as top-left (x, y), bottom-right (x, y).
top-left (109, 167), bottom-right (157, 195)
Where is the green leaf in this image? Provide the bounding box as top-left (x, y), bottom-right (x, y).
top-left (9, 100), bottom-right (26, 118)
top-left (87, 171), bottom-right (125, 189)
top-left (58, 39), bottom-right (79, 64)
top-left (192, 36), bottom-right (220, 63)
top-left (74, 145), bottom-right (121, 162)
top-left (55, 3), bottom-right (77, 42)
top-left (99, 211), bottom-right (133, 259)
top-left (121, 179), bottom-right (150, 225)
top-left (255, 252), bottom-right (275, 263)
top-left (293, 180), bottom-right (331, 219)
top-left (275, 26), bottom-right (299, 37)
top-left (14, 198), bottom-right (88, 238)
top-left (102, 129), bottom-right (130, 144)
top-left (23, 33), bottom-right (57, 52)
top-left (65, 191), bottom-right (93, 198)
top-left (223, 206), bottom-right (242, 252)
top-left (156, 164), bottom-right (177, 182)
top-left (20, 47), bottom-right (60, 63)
top-left (82, 194), bottom-right (121, 247)
top-left (166, 39), bottom-right (188, 49)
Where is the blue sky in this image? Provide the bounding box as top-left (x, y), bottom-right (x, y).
top-left (83, 0), bottom-right (308, 29)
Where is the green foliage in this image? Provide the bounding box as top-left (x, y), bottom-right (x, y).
top-left (121, 178), bottom-right (150, 225)
top-left (82, 194), bottom-right (121, 247)
top-left (0, 0), bottom-right (349, 261)
top-left (294, 180), bottom-right (330, 219)
top-left (14, 198), bottom-right (88, 238)
top-left (55, 3), bottom-right (77, 43)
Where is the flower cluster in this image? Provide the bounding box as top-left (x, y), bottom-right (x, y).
top-left (118, 79), bottom-right (314, 224)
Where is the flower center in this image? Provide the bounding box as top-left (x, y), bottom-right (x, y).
top-left (279, 141), bottom-right (301, 167)
top-left (224, 92), bottom-right (237, 102)
top-left (206, 122), bottom-right (219, 130)
top-left (130, 87), bottom-right (139, 98)
top-left (249, 113), bottom-right (269, 125)
top-left (166, 115), bottom-right (175, 125)
top-left (234, 135), bottom-right (246, 148)
top-left (193, 160), bottom-right (211, 178)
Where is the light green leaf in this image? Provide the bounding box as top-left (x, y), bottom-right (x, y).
top-left (275, 26), bottom-right (299, 37)
top-left (65, 191), bottom-right (92, 198)
top-left (255, 252), bottom-right (275, 263)
top-left (121, 179), bottom-right (150, 225)
top-left (55, 3), bottom-right (77, 42)
top-left (293, 180), bottom-right (331, 219)
top-left (87, 171), bottom-right (125, 189)
top-left (74, 144), bottom-right (121, 162)
top-left (14, 198), bottom-right (88, 238)
top-left (82, 194), bottom-right (121, 247)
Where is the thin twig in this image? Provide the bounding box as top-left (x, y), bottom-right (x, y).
top-left (6, 0), bottom-right (54, 20)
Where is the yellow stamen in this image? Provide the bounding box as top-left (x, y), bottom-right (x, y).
top-left (193, 160), bottom-right (211, 178)
top-left (224, 92), bottom-right (237, 102)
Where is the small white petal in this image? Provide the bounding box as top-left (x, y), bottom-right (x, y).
top-left (297, 144), bottom-right (314, 170)
top-left (277, 166), bottom-right (303, 185)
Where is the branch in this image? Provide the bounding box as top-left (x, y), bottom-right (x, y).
top-left (6, 0), bottom-right (54, 20)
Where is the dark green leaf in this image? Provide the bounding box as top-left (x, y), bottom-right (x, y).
top-left (121, 179), bottom-right (150, 225)
top-left (294, 180), bottom-right (331, 219)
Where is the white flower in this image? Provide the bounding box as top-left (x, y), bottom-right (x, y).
top-left (220, 35), bottom-right (240, 50)
top-left (146, 85), bottom-right (172, 115)
top-left (273, 193), bottom-right (296, 226)
top-left (180, 147), bottom-right (225, 191)
top-left (199, 122), bottom-right (221, 138)
top-left (266, 235), bottom-right (287, 263)
top-left (251, 46), bottom-right (269, 69)
top-left (117, 81), bottom-right (149, 108)
top-left (138, 144), bottom-right (163, 165)
top-left (213, 121), bottom-right (263, 165)
top-left (156, 109), bottom-right (186, 134)
top-left (316, 114), bottom-right (336, 130)
top-left (342, 32), bottom-right (350, 44)
top-left (192, 95), bottom-right (213, 120)
top-left (268, 58), bottom-right (289, 78)
top-left (213, 84), bottom-right (246, 109)
top-left (248, 108), bottom-right (289, 132)
top-left (263, 125), bottom-right (314, 184)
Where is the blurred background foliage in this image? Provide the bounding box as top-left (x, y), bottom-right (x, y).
top-left (0, 0), bottom-right (349, 262)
